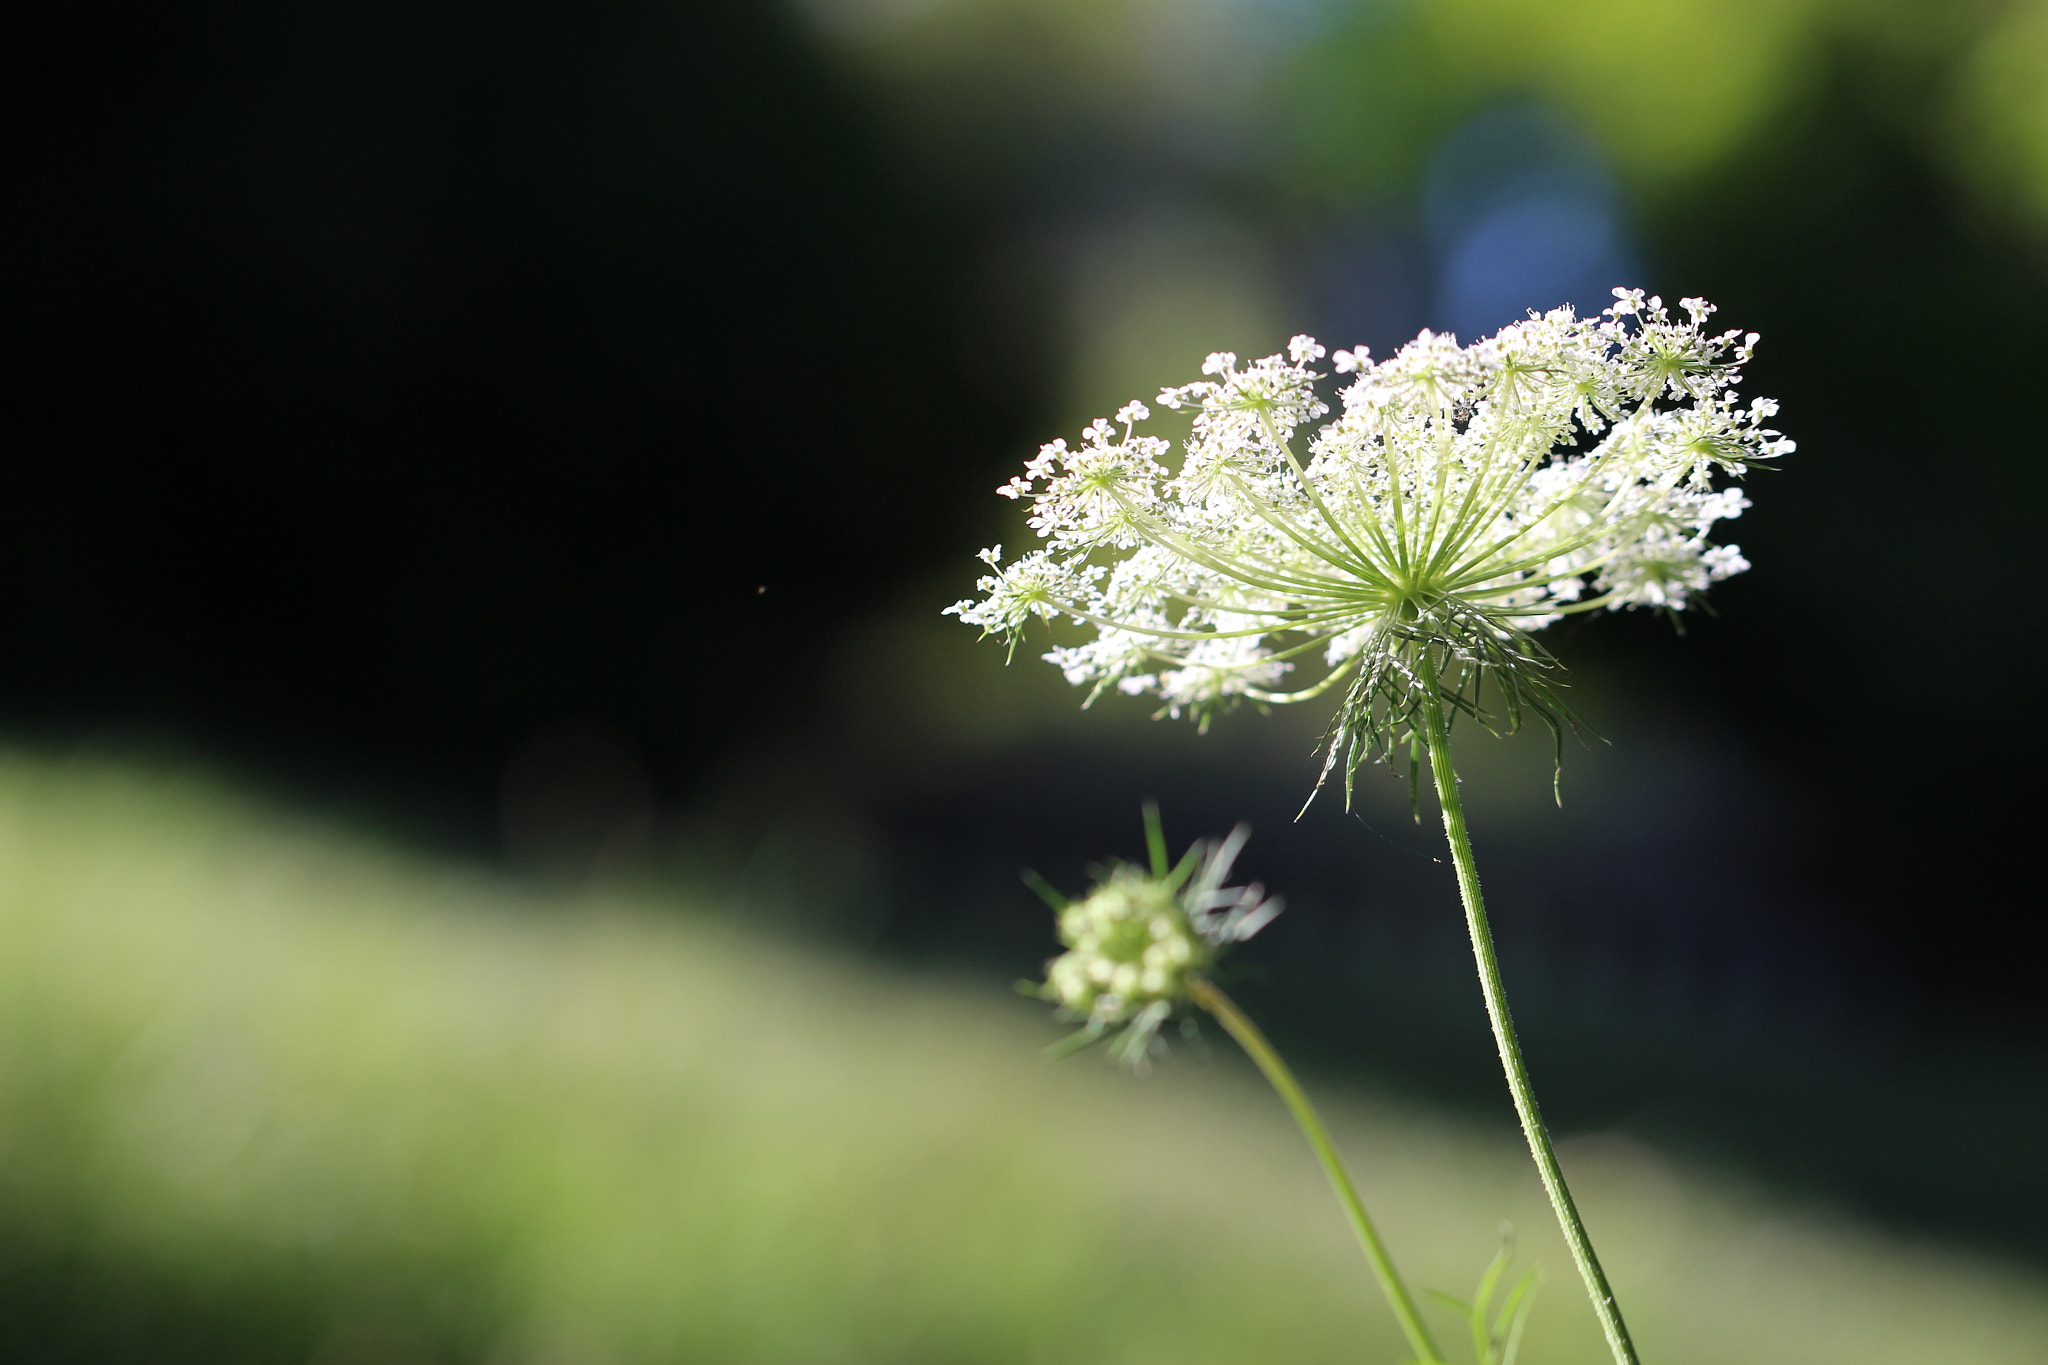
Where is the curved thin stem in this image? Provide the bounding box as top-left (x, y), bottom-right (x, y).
top-left (1186, 975), bottom-right (1446, 1365)
top-left (1414, 650), bottom-right (1639, 1365)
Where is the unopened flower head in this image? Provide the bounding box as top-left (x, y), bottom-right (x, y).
top-left (1034, 821), bottom-right (1280, 1068)
top-left (949, 292), bottom-right (1791, 798)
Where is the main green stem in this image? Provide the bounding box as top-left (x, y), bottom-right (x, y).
top-left (1414, 652), bottom-right (1639, 1365)
top-left (1187, 974), bottom-right (1445, 1365)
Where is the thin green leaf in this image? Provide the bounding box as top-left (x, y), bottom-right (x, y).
top-left (1142, 801), bottom-right (1169, 878)
top-left (1021, 869), bottom-right (1068, 911)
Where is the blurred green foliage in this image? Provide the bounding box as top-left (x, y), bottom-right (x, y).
top-left (793, 0), bottom-right (2048, 463)
top-left (809, 0), bottom-right (2048, 221)
top-left (0, 754), bottom-right (2043, 1362)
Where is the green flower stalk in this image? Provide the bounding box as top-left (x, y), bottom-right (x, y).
top-left (957, 290), bottom-right (1793, 1365)
top-left (1028, 810), bottom-right (1447, 1365)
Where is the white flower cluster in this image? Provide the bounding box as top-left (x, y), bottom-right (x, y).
top-left (949, 291), bottom-right (1790, 781)
top-left (1040, 825), bottom-right (1279, 1065)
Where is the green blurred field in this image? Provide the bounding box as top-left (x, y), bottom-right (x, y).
top-left (0, 754), bottom-right (2041, 1363)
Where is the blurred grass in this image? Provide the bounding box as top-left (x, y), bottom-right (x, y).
top-left (0, 754), bottom-right (2042, 1363)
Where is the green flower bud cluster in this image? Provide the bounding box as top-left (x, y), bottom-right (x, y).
top-left (1045, 865), bottom-right (1211, 1026)
top-left (1032, 814), bottom-right (1280, 1067)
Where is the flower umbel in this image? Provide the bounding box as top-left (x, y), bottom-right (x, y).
top-left (1030, 808), bottom-right (1279, 1068)
top-left (949, 293), bottom-right (1791, 803)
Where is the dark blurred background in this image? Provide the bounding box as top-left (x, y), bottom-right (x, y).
top-left (14, 0), bottom-right (2047, 1273)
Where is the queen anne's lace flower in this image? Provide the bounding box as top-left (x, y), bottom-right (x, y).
top-left (950, 291), bottom-right (1791, 799)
